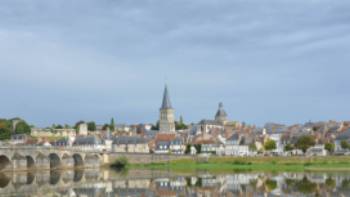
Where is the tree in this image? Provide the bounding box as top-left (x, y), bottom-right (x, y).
top-left (110, 118), bottom-right (115, 131)
top-left (184, 144), bottom-right (191, 154)
top-left (179, 115), bottom-right (184, 124)
top-left (151, 121), bottom-right (159, 130)
top-left (15, 121), bottom-right (31, 134)
top-left (249, 143), bottom-right (257, 151)
top-left (341, 140), bottom-right (350, 150)
top-left (0, 119), bottom-right (12, 140)
top-left (175, 115), bottom-right (188, 130)
top-left (52, 124), bottom-right (63, 129)
top-left (194, 144), bottom-right (202, 154)
top-left (102, 124), bottom-right (110, 131)
top-left (264, 139), bottom-right (276, 151)
top-left (284, 144), bottom-right (294, 152)
top-left (325, 142), bottom-right (335, 153)
top-left (87, 121), bottom-right (96, 131)
top-left (296, 135), bottom-right (316, 153)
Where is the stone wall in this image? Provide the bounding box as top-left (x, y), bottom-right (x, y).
top-left (107, 153), bottom-right (194, 164)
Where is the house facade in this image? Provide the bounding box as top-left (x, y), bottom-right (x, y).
top-left (112, 136), bottom-right (149, 153)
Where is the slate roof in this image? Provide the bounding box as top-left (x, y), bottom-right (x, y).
top-left (73, 136), bottom-right (103, 145)
top-left (199, 119), bottom-right (222, 125)
top-left (112, 136), bottom-right (149, 145)
top-left (161, 85), bottom-right (172, 109)
top-left (215, 102), bottom-right (227, 120)
top-left (336, 128), bottom-right (350, 140)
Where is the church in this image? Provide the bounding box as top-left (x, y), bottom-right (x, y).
top-left (159, 85), bottom-right (176, 133)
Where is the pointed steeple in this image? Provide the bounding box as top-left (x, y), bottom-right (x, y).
top-left (161, 85), bottom-right (172, 109)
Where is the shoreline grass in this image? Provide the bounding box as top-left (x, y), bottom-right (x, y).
top-left (130, 156), bottom-right (350, 173)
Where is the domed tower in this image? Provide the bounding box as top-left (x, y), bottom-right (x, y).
top-left (159, 85), bottom-right (176, 132)
top-left (215, 102), bottom-right (228, 124)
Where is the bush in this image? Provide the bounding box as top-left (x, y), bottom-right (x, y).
top-left (264, 139), bottom-right (276, 151)
top-left (325, 143), bottom-right (335, 153)
top-left (111, 156), bottom-right (129, 170)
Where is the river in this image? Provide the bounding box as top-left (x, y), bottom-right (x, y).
top-left (1, 168), bottom-right (350, 196)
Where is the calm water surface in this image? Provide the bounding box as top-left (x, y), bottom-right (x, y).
top-left (1, 168), bottom-right (350, 196)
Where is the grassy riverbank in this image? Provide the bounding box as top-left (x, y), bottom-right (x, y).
top-left (131, 156), bottom-right (350, 172)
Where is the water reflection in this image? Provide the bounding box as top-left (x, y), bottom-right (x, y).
top-left (1, 169), bottom-right (350, 196)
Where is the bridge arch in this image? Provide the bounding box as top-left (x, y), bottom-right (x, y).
top-left (0, 155), bottom-right (11, 171)
top-left (73, 154), bottom-right (84, 167)
top-left (25, 156), bottom-right (35, 170)
top-left (49, 170), bottom-right (61, 185)
top-left (0, 173), bottom-right (10, 188)
top-left (49, 153), bottom-right (61, 169)
top-left (74, 169), bottom-right (84, 182)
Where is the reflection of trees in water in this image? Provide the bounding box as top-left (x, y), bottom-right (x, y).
top-left (341, 179), bottom-right (350, 189)
top-left (284, 177), bottom-right (317, 194)
top-left (264, 179), bottom-right (277, 191)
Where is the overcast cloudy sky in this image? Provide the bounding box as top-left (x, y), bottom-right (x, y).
top-left (0, 0), bottom-right (349, 127)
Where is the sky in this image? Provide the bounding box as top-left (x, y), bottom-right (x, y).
top-left (0, 0), bottom-right (349, 127)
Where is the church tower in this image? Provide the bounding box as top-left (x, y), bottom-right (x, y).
top-left (159, 85), bottom-right (176, 132)
top-left (215, 102), bottom-right (228, 124)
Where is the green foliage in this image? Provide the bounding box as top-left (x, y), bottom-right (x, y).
top-left (195, 178), bottom-right (202, 187)
top-left (111, 156), bottom-right (129, 170)
top-left (0, 118), bottom-right (31, 140)
top-left (52, 124), bottom-right (63, 129)
top-left (341, 140), bottom-right (350, 150)
top-left (175, 115), bottom-right (188, 130)
top-left (295, 177), bottom-right (317, 194)
top-left (110, 118), bottom-right (115, 131)
top-left (185, 144), bottom-right (191, 154)
top-left (264, 139), bottom-right (276, 151)
top-left (14, 121), bottom-right (31, 134)
top-left (284, 144), bottom-right (294, 151)
top-left (325, 142), bottom-right (335, 153)
top-left (0, 119), bottom-right (12, 140)
top-left (151, 121), bottom-right (159, 130)
top-left (265, 179), bottom-right (277, 191)
top-left (102, 124), bottom-right (110, 131)
top-left (194, 144), bottom-right (202, 154)
top-left (341, 179), bottom-right (350, 189)
top-left (87, 121), bottom-right (96, 131)
top-left (249, 143), bottom-right (257, 151)
top-left (325, 177), bottom-right (336, 189)
top-left (296, 135), bottom-right (316, 153)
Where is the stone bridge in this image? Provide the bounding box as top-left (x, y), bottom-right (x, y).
top-left (0, 146), bottom-right (103, 171)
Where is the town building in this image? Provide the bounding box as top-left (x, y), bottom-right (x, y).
top-left (31, 128), bottom-right (76, 138)
top-left (78, 123), bottom-right (88, 136)
top-left (193, 102), bottom-right (228, 134)
top-left (73, 135), bottom-right (105, 151)
top-left (112, 136), bottom-right (150, 153)
top-left (335, 128), bottom-right (350, 152)
top-left (153, 133), bottom-right (185, 154)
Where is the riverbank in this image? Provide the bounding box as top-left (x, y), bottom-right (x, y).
top-left (130, 156), bottom-right (350, 172)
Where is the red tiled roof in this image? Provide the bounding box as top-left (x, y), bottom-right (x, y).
top-left (155, 133), bottom-right (176, 142)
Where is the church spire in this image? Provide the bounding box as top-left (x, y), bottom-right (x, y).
top-left (161, 85), bottom-right (172, 109)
